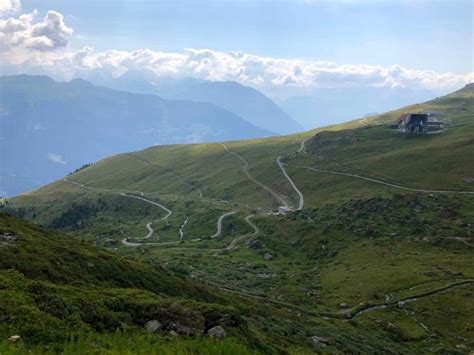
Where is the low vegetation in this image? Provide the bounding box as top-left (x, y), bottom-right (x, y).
top-left (3, 84), bottom-right (474, 352)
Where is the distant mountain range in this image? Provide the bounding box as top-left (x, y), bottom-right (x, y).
top-left (83, 70), bottom-right (303, 134)
top-left (174, 81), bottom-right (303, 134)
top-left (0, 75), bottom-right (274, 196)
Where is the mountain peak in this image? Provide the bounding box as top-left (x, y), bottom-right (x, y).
top-left (69, 78), bottom-right (94, 87)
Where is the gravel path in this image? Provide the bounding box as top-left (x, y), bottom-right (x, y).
top-left (277, 157), bottom-right (304, 210)
top-left (210, 211), bottom-right (237, 239)
top-left (221, 144), bottom-right (289, 208)
top-left (292, 164), bottom-right (474, 195)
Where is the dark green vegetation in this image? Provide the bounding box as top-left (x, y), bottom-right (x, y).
top-left (4, 84), bottom-right (474, 353)
top-left (0, 213), bottom-right (273, 354)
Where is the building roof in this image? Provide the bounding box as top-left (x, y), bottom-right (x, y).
top-left (397, 113), bottom-right (411, 124)
top-left (396, 113), bottom-right (428, 125)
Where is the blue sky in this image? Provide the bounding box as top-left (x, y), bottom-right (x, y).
top-left (20, 0), bottom-right (472, 74)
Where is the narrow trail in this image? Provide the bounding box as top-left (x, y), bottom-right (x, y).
top-left (178, 217), bottom-right (188, 240)
top-left (291, 165), bottom-right (474, 195)
top-left (224, 214), bottom-right (259, 251)
top-left (119, 193), bottom-right (173, 245)
top-left (64, 177), bottom-right (144, 196)
top-left (210, 211), bottom-right (237, 239)
top-left (126, 153), bottom-right (203, 199)
top-left (120, 193), bottom-right (172, 220)
top-left (277, 157), bottom-right (304, 210)
top-left (297, 138), bottom-right (308, 153)
top-left (155, 213), bottom-right (260, 252)
top-left (144, 223), bottom-right (153, 239)
top-left (221, 144), bottom-right (289, 209)
top-left (348, 279), bottom-right (474, 319)
top-left (62, 177), bottom-right (175, 245)
top-left (211, 279), bottom-right (474, 321)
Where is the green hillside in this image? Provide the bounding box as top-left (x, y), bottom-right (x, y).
top-left (0, 213), bottom-right (273, 353)
top-left (4, 84), bottom-right (474, 352)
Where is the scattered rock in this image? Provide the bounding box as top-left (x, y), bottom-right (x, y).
top-left (207, 325), bottom-right (227, 339)
top-left (169, 330), bottom-right (178, 336)
top-left (246, 239), bottom-right (262, 250)
top-left (397, 301), bottom-right (406, 308)
top-left (339, 303), bottom-right (348, 309)
top-left (388, 232), bottom-right (399, 237)
top-left (263, 253), bottom-right (273, 261)
top-left (86, 262), bottom-right (94, 268)
top-left (310, 335), bottom-right (331, 347)
top-left (145, 320), bottom-right (162, 333)
top-left (8, 335), bottom-right (21, 342)
top-left (463, 177), bottom-right (474, 183)
top-left (257, 273), bottom-right (276, 279)
top-left (384, 322), bottom-right (402, 334)
top-left (0, 232), bottom-right (18, 246)
top-left (290, 240), bottom-right (299, 246)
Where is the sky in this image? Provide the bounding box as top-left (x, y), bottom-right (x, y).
top-left (0, 0), bottom-right (472, 96)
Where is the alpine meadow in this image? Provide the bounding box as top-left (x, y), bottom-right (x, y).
top-left (0, 0), bottom-right (473, 354)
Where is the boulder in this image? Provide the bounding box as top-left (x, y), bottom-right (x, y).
top-left (207, 325), bottom-right (227, 339)
top-left (0, 232), bottom-right (18, 246)
top-left (310, 335), bottom-right (331, 347)
top-left (246, 239), bottom-right (262, 250)
top-left (263, 252), bottom-right (273, 261)
top-left (8, 335), bottom-right (21, 342)
top-left (169, 330), bottom-right (178, 336)
top-left (145, 320), bottom-right (162, 333)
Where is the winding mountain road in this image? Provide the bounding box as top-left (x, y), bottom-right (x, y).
top-left (221, 144), bottom-right (289, 209)
top-left (63, 178), bottom-right (175, 245)
top-left (277, 157), bottom-right (304, 210)
top-left (210, 211), bottom-right (237, 239)
top-left (291, 165), bottom-right (474, 195)
top-left (224, 214), bottom-right (259, 251)
top-left (297, 138), bottom-right (308, 153)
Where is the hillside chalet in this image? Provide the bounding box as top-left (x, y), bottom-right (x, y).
top-left (397, 113), bottom-right (428, 133)
top-left (395, 112), bottom-right (447, 134)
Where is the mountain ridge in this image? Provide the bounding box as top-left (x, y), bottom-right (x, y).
top-left (175, 80), bottom-right (304, 134)
top-left (0, 75), bottom-right (274, 197)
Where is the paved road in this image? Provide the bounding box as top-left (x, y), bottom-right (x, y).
top-left (277, 157), bottom-right (304, 210)
top-left (210, 211), bottom-right (237, 239)
top-left (221, 144), bottom-right (289, 208)
top-left (292, 164), bottom-right (474, 195)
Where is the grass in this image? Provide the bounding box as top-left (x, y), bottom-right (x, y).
top-left (0, 332), bottom-right (258, 355)
top-left (3, 84), bottom-right (474, 352)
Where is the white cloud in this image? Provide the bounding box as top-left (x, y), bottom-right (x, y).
top-left (0, 0), bottom-right (21, 17)
top-left (0, 3), bottom-right (471, 95)
top-left (47, 152), bottom-right (66, 165)
top-left (44, 47), bottom-right (471, 92)
top-left (0, 6), bottom-right (72, 65)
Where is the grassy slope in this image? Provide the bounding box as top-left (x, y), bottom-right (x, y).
top-left (0, 213), bottom-right (279, 353)
top-left (5, 84), bottom-right (474, 352)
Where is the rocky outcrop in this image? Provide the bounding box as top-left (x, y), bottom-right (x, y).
top-left (207, 325), bottom-right (227, 339)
